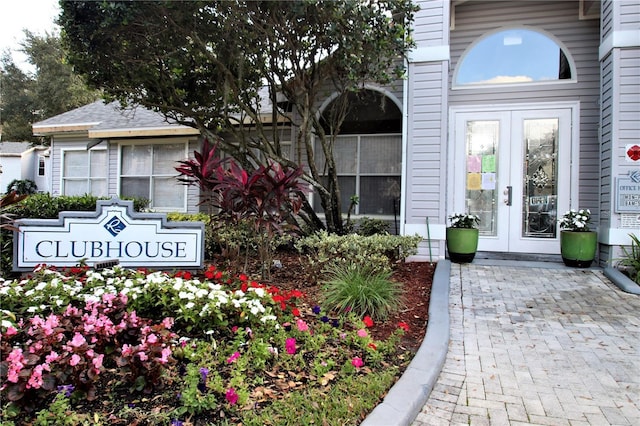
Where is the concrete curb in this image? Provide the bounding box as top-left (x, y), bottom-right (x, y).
top-left (603, 266), bottom-right (640, 295)
top-left (361, 260), bottom-right (451, 426)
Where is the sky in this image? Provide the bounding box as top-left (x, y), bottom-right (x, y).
top-left (0, 0), bottom-right (61, 72)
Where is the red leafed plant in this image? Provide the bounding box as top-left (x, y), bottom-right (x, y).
top-left (176, 138), bottom-right (308, 278)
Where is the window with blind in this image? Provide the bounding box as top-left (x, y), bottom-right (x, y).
top-left (61, 149), bottom-right (107, 196)
top-left (120, 143), bottom-right (186, 211)
top-left (314, 134), bottom-right (402, 215)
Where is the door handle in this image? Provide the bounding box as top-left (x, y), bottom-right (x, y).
top-left (503, 186), bottom-right (512, 206)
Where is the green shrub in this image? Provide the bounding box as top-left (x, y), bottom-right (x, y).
top-left (295, 231), bottom-right (422, 277)
top-left (356, 217), bottom-right (389, 236)
top-left (5, 179), bottom-right (38, 195)
top-left (320, 263), bottom-right (404, 320)
top-left (167, 212), bottom-right (216, 260)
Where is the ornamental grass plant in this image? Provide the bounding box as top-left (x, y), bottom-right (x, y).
top-left (320, 263), bottom-right (404, 320)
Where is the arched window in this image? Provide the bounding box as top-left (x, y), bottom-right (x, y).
top-left (454, 28), bottom-right (574, 88)
top-left (315, 90), bottom-right (402, 216)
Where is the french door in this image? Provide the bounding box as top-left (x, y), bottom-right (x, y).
top-left (452, 108), bottom-right (573, 254)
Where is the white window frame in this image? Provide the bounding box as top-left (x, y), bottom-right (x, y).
top-left (60, 148), bottom-right (108, 197)
top-left (37, 155), bottom-right (46, 176)
top-left (117, 140), bottom-right (189, 212)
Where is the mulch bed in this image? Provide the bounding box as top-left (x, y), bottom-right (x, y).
top-left (249, 251), bottom-right (435, 353)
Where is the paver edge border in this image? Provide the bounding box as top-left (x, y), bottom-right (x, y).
top-left (361, 259), bottom-right (451, 426)
top-left (603, 266), bottom-right (640, 295)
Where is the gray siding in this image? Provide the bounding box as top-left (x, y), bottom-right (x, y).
top-left (449, 1), bottom-right (601, 215)
top-left (51, 136), bottom-right (200, 213)
top-left (598, 0), bottom-right (640, 263)
top-left (413, 0), bottom-right (447, 44)
top-left (406, 62), bottom-right (447, 223)
top-left (620, 0), bottom-right (640, 29)
top-left (107, 141), bottom-right (119, 196)
top-left (405, 0), bottom-right (449, 258)
top-left (49, 136), bottom-right (99, 196)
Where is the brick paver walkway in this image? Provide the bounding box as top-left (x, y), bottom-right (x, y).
top-left (413, 264), bottom-right (640, 426)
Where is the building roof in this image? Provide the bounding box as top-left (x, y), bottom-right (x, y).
top-left (32, 101), bottom-right (200, 138)
top-left (0, 142), bottom-right (34, 155)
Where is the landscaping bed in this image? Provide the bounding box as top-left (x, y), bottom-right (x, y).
top-left (0, 250), bottom-right (433, 425)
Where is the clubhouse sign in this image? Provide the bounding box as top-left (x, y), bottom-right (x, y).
top-left (13, 199), bottom-right (204, 271)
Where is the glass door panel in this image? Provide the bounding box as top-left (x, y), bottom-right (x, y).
top-left (465, 121), bottom-right (499, 236)
top-left (522, 118), bottom-right (559, 238)
top-left (453, 107), bottom-right (572, 254)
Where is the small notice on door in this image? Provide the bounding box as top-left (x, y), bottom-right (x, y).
top-left (467, 173), bottom-right (481, 190)
top-left (481, 173), bottom-right (496, 190)
top-left (467, 155), bottom-right (481, 172)
top-left (482, 155), bottom-right (496, 172)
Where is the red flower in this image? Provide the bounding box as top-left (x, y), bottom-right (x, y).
top-left (363, 316), bottom-right (374, 327)
top-left (291, 307), bottom-right (300, 317)
top-left (368, 342), bottom-right (377, 350)
top-left (397, 321), bottom-right (410, 332)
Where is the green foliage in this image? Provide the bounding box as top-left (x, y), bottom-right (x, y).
top-left (167, 212), bottom-right (216, 260)
top-left (5, 179), bottom-right (38, 195)
top-left (33, 393), bottom-right (99, 426)
top-left (356, 217), bottom-right (389, 236)
top-left (320, 264), bottom-right (404, 320)
top-left (618, 233), bottom-right (640, 284)
top-left (0, 264), bottom-right (415, 424)
top-left (295, 231), bottom-right (422, 276)
top-left (59, 0), bottom-right (419, 235)
top-left (0, 32), bottom-right (99, 142)
top-left (240, 369), bottom-right (399, 426)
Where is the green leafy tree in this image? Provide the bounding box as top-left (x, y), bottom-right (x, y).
top-left (59, 0), bottom-right (418, 233)
top-left (0, 31), bottom-right (99, 142)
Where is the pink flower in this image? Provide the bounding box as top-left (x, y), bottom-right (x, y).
top-left (102, 293), bottom-right (116, 304)
top-left (159, 347), bottom-right (171, 364)
top-left (69, 332), bottom-right (86, 348)
top-left (69, 354), bottom-right (81, 366)
top-left (45, 351), bottom-right (60, 363)
top-left (6, 349), bottom-right (24, 383)
top-left (27, 364), bottom-right (46, 389)
top-left (162, 317), bottom-right (174, 329)
top-left (7, 369), bottom-right (20, 383)
top-left (92, 354), bottom-right (104, 370)
top-left (285, 337), bottom-right (297, 355)
top-left (296, 319), bottom-right (309, 332)
top-left (146, 334), bottom-right (158, 344)
top-left (225, 387), bottom-right (238, 405)
top-left (351, 357), bottom-right (364, 369)
top-left (5, 326), bottom-right (17, 336)
top-left (227, 351), bottom-right (240, 364)
top-left (121, 344), bottom-right (134, 357)
top-left (357, 329), bottom-right (368, 338)
top-left (138, 352), bottom-right (148, 361)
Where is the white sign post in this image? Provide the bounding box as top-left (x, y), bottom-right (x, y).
top-left (14, 199), bottom-right (204, 271)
